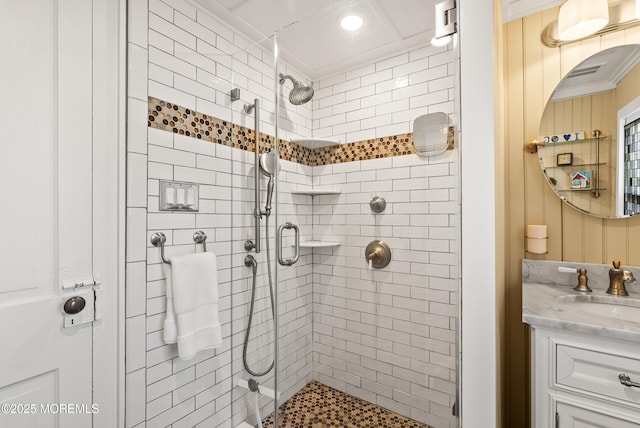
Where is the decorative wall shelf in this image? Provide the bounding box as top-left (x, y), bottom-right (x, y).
top-left (557, 188), bottom-right (607, 192)
top-left (291, 138), bottom-right (340, 149)
top-left (543, 136), bottom-right (604, 147)
top-left (291, 189), bottom-right (341, 196)
top-left (545, 162), bottom-right (607, 170)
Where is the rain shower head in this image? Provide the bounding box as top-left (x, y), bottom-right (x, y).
top-left (279, 73), bottom-right (314, 105)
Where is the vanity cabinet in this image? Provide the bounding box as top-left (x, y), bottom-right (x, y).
top-left (531, 327), bottom-right (640, 427)
top-left (555, 401), bottom-right (638, 427)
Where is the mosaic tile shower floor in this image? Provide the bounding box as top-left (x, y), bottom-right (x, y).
top-left (262, 381), bottom-right (430, 428)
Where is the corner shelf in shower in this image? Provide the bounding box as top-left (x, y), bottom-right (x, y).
top-left (290, 187), bottom-right (341, 249)
top-left (298, 241), bottom-right (341, 248)
top-left (291, 189), bottom-right (341, 196)
top-left (290, 138), bottom-right (340, 149)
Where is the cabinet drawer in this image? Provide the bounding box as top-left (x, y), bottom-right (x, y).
top-left (556, 343), bottom-right (640, 407)
top-left (556, 399), bottom-right (640, 427)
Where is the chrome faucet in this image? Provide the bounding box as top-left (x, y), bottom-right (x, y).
top-left (607, 260), bottom-right (636, 296)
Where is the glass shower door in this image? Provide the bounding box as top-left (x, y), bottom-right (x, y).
top-left (228, 35), bottom-right (282, 428)
top-left (269, 29), bottom-right (317, 428)
top-left (271, 2), bottom-right (461, 427)
top-left (231, 3), bottom-right (461, 427)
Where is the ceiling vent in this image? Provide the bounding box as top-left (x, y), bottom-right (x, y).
top-left (567, 64), bottom-right (602, 78)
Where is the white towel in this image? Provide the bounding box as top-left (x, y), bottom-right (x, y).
top-left (164, 252), bottom-right (222, 360)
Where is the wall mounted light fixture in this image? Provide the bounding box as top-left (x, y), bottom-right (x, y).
top-left (542, 0), bottom-right (640, 47)
top-left (558, 0), bottom-right (608, 41)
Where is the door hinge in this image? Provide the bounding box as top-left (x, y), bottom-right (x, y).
top-left (435, 0), bottom-right (457, 39)
top-left (555, 411), bottom-right (559, 428)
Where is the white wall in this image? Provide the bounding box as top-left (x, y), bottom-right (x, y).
top-left (459, 0), bottom-right (498, 426)
top-left (310, 152), bottom-right (459, 428)
top-left (312, 46), bottom-right (456, 143)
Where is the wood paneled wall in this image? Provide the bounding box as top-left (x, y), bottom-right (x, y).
top-left (503, 8), bottom-right (640, 427)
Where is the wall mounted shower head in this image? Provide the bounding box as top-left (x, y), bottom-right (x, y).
top-left (279, 73), bottom-right (314, 105)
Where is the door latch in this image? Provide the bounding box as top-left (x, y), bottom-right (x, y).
top-left (62, 291), bottom-right (94, 328)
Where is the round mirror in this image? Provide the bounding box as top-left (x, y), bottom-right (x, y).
top-left (537, 44), bottom-right (640, 218)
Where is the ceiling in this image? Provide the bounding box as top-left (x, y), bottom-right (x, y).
top-left (192, 0), bottom-right (439, 81)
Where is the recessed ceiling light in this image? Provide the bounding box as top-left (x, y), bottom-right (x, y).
top-left (341, 15), bottom-right (363, 31)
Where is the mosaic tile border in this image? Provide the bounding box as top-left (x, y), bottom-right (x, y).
top-left (148, 97), bottom-right (415, 167)
top-left (261, 380), bottom-right (431, 428)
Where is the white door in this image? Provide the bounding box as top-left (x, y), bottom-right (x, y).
top-left (0, 1), bottom-right (99, 426)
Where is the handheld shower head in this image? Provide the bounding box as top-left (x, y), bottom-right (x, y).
top-left (279, 73), bottom-right (314, 105)
top-left (259, 152), bottom-right (279, 215)
top-left (259, 152), bottom-right (279, 177)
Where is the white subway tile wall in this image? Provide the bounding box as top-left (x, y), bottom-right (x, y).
top-left (310, 149), bottom-right (458, 428)
top-left (312, 46), bottom-right (455, 145)
top-left (126, 1), bottom-right (458, 428)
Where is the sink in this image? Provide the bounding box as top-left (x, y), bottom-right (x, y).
top-left (557, 294), bottom-right (640, 320)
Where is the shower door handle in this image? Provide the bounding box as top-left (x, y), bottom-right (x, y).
top-left (277, 222), bottom-right (300, 266)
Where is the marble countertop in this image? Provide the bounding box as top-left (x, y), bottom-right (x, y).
top-left (522, 259), bottom-right (640, 342)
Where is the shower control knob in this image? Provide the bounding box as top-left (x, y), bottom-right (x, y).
top-left (63, 296), bottom-right (86, 315)
top-left (370, 196), bottom-right (386, 213)
top-left (365, 240), bottom-right (392, 269)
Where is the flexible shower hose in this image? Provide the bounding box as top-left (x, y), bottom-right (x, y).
top-left (243, 215), bottom-right (276, 377)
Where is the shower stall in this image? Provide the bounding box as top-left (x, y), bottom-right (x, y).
top-left (139, 1), bottom-right (459, 427)
top-left (224, 9), bottom-right (460, 427)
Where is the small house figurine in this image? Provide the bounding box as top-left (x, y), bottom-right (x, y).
top-left (570, 171), bottom-right (591, 189)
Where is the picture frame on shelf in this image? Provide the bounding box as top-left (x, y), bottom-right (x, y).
top-left (570, 170), bottom-right (591, 189)
top-left (557, 152), bottom-right (573, 166)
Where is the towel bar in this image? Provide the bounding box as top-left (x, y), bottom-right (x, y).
top-left (150, 231), bottom-right (208, 265)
